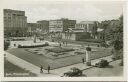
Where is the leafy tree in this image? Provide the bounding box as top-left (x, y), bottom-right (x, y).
top-left (112, 15), bottom-right (123, 63)
top-left (4, 41), bottom-right (10, 50)
top-left (92, 21), bottom-right (98, 39)
top-left (99, 20), bottom-right (111, 41)
top-left (113, 40), bottom-right (122, 50)
top-left (113, 15), bottom-right (123, 49)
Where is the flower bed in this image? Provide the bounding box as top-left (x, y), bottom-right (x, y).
top-left (45, 47), bottom-right (75, 53)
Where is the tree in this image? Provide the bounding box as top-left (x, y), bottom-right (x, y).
top-left (113, 15), bottom-right (123, 49)
top-left (4, 41), bottom-right (10, 50)
top-left (112, 15), bottom-right (123, 63)
top-left (99, 20), bottom-right (111, 41)
top-left (92, 21), bottom-right (98, 39)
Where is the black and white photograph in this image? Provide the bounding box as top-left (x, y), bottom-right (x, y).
top-left (3, 0), bottom-right (125, 78)
top-left (2, 81), bottom-right (126, 82)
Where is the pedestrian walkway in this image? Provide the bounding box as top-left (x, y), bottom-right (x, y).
top-left (5, 51), bottom-right (113, 77)
top-left (52, 55), bottom-right (113, 76)
top-left (5, 52), bottom-right (59, 77)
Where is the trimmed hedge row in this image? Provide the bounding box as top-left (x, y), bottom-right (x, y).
top-left (79, 39), bottom-right (103, 43)
top-left (18, 43), bottom-right (49, 48)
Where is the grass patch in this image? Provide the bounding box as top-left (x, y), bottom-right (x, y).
top-left (4, 60), bottom-right (37, 77)
top-left (7, 47), bottom-right (112, 70)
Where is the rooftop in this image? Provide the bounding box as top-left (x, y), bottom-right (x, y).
top-left (80, 21), bottom-right (95, 24)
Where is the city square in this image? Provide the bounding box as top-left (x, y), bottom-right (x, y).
top-left (4, 1), bottom-right (123, 77)
top-left (6, 39), bottom-right (112, 70)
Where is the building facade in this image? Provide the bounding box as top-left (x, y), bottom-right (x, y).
top-left (27, 23), bottom-right (37, 36)
top-left (37, 20), bottom-right (49, 32)
top-left (4, 9), bottom-right (27, 37)
top-left (75, 23), bottom-right (87, 32)
top-left (49, 18), bottom-right (76, 32)
top-left (75, 21), bottom-right (96, 33)
top-left (62, 32), bottom-right (91, 41)
top-left (75, 21), bottom-right (99, 39)
top-left (49, 19), bottom-right (63, 32)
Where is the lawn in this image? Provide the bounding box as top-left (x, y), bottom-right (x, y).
top-left (4, 60), bottom-right (37, 77)
top-left (6, 46), bottom-right (112, 70)
top-left (26, 46), bottom-right (77, 59)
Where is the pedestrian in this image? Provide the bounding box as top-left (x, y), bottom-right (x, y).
top-left (82, 58), bottom-right (84, 64)
top-left (59, 43), bottom-right (61, 47)
top-left (48, 65), bottom-right (50, 74)
top-left (97, 44), bottom-right (99, 47)
top-left (40, 65), bottom-right (43, 73)
top-left (63, 41), bottom-right (65, 45)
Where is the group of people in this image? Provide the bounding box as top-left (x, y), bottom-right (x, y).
top-left (59, 41), bottom-right (68, 47)
top-left (40, 65), bottom-right (51, 74)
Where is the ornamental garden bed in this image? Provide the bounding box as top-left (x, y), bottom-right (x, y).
top-left (45, 47), bottom-right (75, 53)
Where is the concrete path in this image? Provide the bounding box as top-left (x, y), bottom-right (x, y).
top-left (5, 52), bottom-right (59, 77)
top-left (52, 55), bottom-right (113, 76)
top-left (5, 51), bottom-right (113, 77)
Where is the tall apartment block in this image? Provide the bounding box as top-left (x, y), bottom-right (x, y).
top-left (49, 18), bottom-right (76, 32)
top-left (4, 9), bottom-right (27, 37)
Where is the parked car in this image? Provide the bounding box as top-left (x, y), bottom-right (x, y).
top-left (62, 67), bottom-right (86, 77)
top-left (95, 59), bottom-right (109, 68)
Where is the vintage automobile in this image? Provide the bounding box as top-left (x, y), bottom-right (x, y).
top-left (95, 59), bottom-right (109, 68)
top-left (62, 67), bottom-right (86, 77)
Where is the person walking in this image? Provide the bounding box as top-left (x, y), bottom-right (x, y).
top-left (40, 65), bottom-right (43, 73)
top-left (48, 65), bottom-right (50, 74)
top-left (82, 58), bottom-right (84, 64)
top-left (59, 42), bottom-right (62, 47)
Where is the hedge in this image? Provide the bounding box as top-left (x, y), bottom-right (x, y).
top-left (18, 43), bottom-right (49, 48)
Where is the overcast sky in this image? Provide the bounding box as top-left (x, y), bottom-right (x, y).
top-left (2, 0), bottom-right (124, 23)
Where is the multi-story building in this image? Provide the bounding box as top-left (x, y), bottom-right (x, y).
top-left (75, 21), bottom-right (99, 39)
top-left (75, 21), bottom-right (96, 33)
top-left (27, 23), bottom-right (37, 36)
top-left (49, 18), bottom-right (76, 32)
top-left (37, 20), bottom-right (49, 32)
top-left (75, 23), bottom-right (87, 32)
top-left (4, 9), bottom-right (27, 37)
top-left (62, 31), bottom-right (92, 41)
top-left (49, 19), bottom-right (63, 32)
